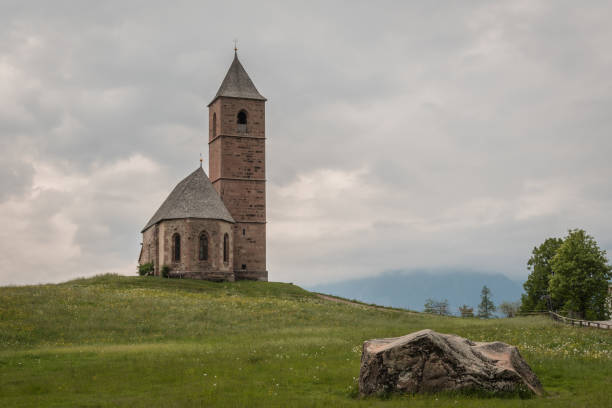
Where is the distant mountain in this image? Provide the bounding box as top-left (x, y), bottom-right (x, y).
top-left (307, 270), bottom-right (524, 316)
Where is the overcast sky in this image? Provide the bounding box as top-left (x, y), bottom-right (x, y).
top-left (1, 1), bottom-right (611, 286)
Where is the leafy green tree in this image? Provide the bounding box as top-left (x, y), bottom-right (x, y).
top-left (549, 229), bottom-right (612, 320)
top-left (477, 285), bottom-right (496, 318)
top-left (521, 237), bottom-right (563, 312)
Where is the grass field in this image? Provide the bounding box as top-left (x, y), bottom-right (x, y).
top-left (0, 274), bottom-right (610, 407)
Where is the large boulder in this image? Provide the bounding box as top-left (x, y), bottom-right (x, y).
top-left (359, 329), bottom-right (543, 396)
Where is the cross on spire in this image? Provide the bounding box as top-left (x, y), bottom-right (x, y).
top-left (233, 38), bottom-right (238, 53)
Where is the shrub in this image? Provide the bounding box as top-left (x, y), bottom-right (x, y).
top-left (138, 262), bottom-right (154, 276)
top-left (500, 301), bottom-right (521, 318)
top-left (161, 265), bottom-right (171, 278)
top-left (458, 304), bottom-right (474, 317)
top-left (423, 298), bottom-right (450, 315)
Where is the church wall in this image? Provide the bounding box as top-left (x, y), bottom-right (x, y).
top-left (216, 97), bottom-right (265, 139)
top-left (142, 218), bottom-right (235, 281)
top-left (218, 137), bottom-right (265, 179)
top-left (208, 101), bottom-right (222, 181)
top-left (208, 96), bottom-right (267, 281)
top-left (208, 100), bottom-right (221, 142)
top-left (214, 179), bottom-right (266, 280)
top-left (216, 179), bottom-right (265, 221)
top-left (141, 226), bottom-right (157, 272)
top-left (233, 222), bottom-right (267, 281)
top-left (209, 139), bottom-right (222, 182)
top-left (158, 222), bottom-right (165, 275)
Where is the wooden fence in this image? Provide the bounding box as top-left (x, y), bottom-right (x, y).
top-left (548, 311), bottom-right (612, 330)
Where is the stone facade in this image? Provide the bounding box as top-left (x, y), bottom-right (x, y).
top-left (140, 218), bottom-right (234, 281)
top-left (138, 52), bottom-right (267, 282)
top-left (208, 97), bottom-right (267, 281)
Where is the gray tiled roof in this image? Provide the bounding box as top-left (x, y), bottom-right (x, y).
top-left (208, 52), bottom-right (266, 106)
top-left (142, 167), bottom-right (234, 232)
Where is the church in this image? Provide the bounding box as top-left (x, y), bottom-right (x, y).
top-left (138, 51), bottom-right (267, 282)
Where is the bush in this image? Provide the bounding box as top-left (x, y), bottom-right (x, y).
top-left (137, 262), bottom-right (154, 276)
top-left (161, 265), bottom-right (171, 278)
top-left (423, 298), bottom-right (450, 315)
top-left (458, 304), bottom-right (474, 317)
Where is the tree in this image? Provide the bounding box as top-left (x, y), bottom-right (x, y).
top-left (520, 237), bottom-right (563, 312)
top-left (477, 285), bottom-right (496, 318)
top-left (423, 298), bottom-right (450, 316)
top-left (499, 301), bottom-right (520, 318)
top-left (458, 305), bottom-right (474, 317)
top-left (549, 229), bottom-right (612, 320)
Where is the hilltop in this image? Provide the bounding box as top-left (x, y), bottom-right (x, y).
top-left (0, 275), bottom-right (610, 407)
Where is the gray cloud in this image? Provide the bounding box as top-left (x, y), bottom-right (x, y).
top-left (1, 1), bottom-right (611, 285)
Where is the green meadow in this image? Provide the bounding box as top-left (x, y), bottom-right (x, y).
top-left (0, 275), bottom-right (610, 407)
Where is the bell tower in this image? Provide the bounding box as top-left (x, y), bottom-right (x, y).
top-left (208, 51), bottom-right (267, 281)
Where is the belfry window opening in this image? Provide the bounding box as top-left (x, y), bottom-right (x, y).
top-left (172, 233), bottom-right (181, 262)
top-left (237, 110), bottom-right (247, 132)
top-left (212, 112), bottom-right (217, 137)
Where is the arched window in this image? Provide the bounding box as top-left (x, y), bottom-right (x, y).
top-left (223, 233), bottom-right (229, 263)
top-left (172, 233), bottom-right (181, 262)
top-left (237, 110), bottom-right (247, 125)
top-left (212, 112), bottom-right (217, 137)
top-left (199, 232), bottom-right (208, 261)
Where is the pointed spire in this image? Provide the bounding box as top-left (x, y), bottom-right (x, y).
top-left (208, 51), bottom-right (266, 106)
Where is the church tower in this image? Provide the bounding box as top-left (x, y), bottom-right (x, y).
top-left (208, 51), bottom-right (267, 281)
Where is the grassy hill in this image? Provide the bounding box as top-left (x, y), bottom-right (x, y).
top-left (0, 275), bottom-right (610, 407)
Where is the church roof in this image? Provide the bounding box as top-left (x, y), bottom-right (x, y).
top-left (208, 52), bottom-right (266, 106)
top-left (142, 167), bottom-right (234, 232)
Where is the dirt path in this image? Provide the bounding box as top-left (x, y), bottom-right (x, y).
top-left (316, 293), bottom-right (368, 307)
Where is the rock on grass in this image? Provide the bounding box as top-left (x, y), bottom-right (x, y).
top-left (359, 329), bottom-right (543, 397)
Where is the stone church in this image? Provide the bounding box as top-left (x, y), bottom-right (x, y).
top-left (138, 51), bottom-right (267, 281)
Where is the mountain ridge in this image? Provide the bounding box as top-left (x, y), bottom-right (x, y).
top-left (307, 269), bottom-right (524, 315)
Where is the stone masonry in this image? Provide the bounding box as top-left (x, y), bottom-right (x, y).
top-left (140, 218), bottom-right (234, 281)
top-left (139, 51), bottom-right (268, 282)
top-left (208, 80), bottom-right (267, 281)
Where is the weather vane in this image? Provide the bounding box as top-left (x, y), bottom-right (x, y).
top-left (234, 38), bottom-right (238, 53)
top-left (199, 152), bottom-right (203, 167)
